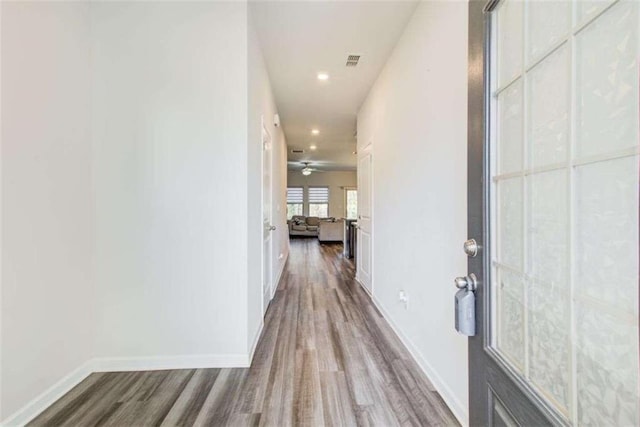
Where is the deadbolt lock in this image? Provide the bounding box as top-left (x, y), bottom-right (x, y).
top-left (463, 239), bottom-right (479, 257)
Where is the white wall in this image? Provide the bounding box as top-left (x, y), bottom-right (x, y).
top-left (1, 2), bottom-right (283, 423)
top-left (91, 2), bottom-right (249, 361)
top-left (287, 170), bottom-right (357, 218)
top-left (357, 1), bottom-right (469, 424)
top-left (248, 11), bottom-right (289, 352)
top-left (1, 2), bottom-right (94, 421)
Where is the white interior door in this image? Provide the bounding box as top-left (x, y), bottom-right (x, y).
top-left (262, 123), bottom-right (273, 314)
top-left (357, 149), bottom-right (372, 293)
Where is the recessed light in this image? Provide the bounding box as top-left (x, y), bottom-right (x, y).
top-left (311, 129), bottom-right (319, 135)
top-left (310, 145), bottom-right (317, 150)
top-left (317, 72), bottom-right (329, 81)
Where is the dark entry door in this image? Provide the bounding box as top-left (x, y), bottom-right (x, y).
top-left (466, 0), bottom-right (639, 425)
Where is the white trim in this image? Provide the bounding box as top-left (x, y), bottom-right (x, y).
top-left (355, 146), bottom-right (374, 295)
top-left (261, 116), bottom-right (273, 318)
top-left (0, 0), bottom-right (4, 422)
top-left (357, 281), bottom-right (468, 427)
top-left (272, 249), bottom-right (289, 298)
top-left (92, 354), bottom-right (250, 372)
top-left (0, 360), bottom-right (94, 427)
top-left (355, 277), bottom-right (372, 298)
top-left (248, 321), bottom-right (264, 365)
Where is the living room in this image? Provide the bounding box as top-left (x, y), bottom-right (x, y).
top-left (286, 169), bottom-right (357, 243)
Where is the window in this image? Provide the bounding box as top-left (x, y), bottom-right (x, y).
top-left (345, 188), bottom-right (357, 219)
top-left (286, 187), bottom-right (303, 219)
top-left (308, 186), bottom-right (329, 218)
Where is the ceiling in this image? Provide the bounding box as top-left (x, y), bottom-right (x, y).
top-left (250, 1), bottom-right (418, 172)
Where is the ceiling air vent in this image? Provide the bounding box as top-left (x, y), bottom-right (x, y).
top-left (291, 149), bottom-right (305, 154)
top-left (346, 55), bottom-right (360, 67)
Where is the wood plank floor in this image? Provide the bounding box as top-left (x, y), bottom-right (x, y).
top-left (29, 239), bottom-right (459, 427)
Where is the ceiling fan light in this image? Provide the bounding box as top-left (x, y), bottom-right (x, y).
top-left (302, 168), bottom-right (312, 176)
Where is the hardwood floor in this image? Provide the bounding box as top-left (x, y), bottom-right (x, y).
top-left (29, 239), bottom-right (458, 426)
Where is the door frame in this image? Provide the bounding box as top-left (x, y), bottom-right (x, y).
top-left (467, 1), bottom-right (567, 425)
top-left (356, 142), bottom-right (373, 295)
top-left (261, 117), bottom-right (273, 316)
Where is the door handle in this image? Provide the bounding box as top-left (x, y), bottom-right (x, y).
top-left (454, 273), bottom-right (478, 291)
top-left (269, 225), bottom-right (276, 231)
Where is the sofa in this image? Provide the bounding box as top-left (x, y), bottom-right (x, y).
top-left (289, 215), bottom-right (320, 237)
top-left (288, 216), bottom-right (344, 242)
top-left (318, 220), bottom-right (344, 242)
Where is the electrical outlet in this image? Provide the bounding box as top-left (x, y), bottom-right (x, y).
top-left (398, 290), bottom-right (408, 309)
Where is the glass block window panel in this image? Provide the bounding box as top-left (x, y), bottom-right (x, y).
top-left (489, 0), bottom-right (639, 423)
top-left (527, 0), bottom-right (570, 63)
top-left (496, 268), bottom-right (525, 369)
top-left (576, 0), bottom-right (639, 159)
top-left (575, 157), bottom-right (639, 314)
top-left (496, 0), bottom-right (524, 88)
top-left (528, 278), bottom-right (571, 414)
top-left (576, 302), bottom-right (639, 426)
top-left (577, 0), bottom-right (617, 24)
top-left (528, 169), bottom-right (567, 285)
top-left (498, 80), bottom-right (523, 174)
top-left (498, 177), bottom-right (523, 269)
top-left (528, 46), bottom-right (570, 168)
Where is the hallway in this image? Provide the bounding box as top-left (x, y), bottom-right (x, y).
top-left (29, 239), bottom-right (457, 426)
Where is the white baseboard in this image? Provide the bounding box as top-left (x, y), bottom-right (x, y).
top-left (92, 353), bottom-right (250, 372)
top-left (369, 292), bottom-right (469, 427)
top-left (355, 277), bottom-right (373, 297)
top-left (248, 321), bottom-right (264, 365)
top-left (0, 360), bottom-right (94, 427)
top-left (272, 249), bottom-right (289, 298)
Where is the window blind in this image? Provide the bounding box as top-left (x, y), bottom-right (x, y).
top-left (287, 187), bottom-right (304, 203)
top-left (308, 187), bottom-right (329, 203)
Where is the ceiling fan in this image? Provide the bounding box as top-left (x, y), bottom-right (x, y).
top-left (300, 162), bottom-right (324, 176)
